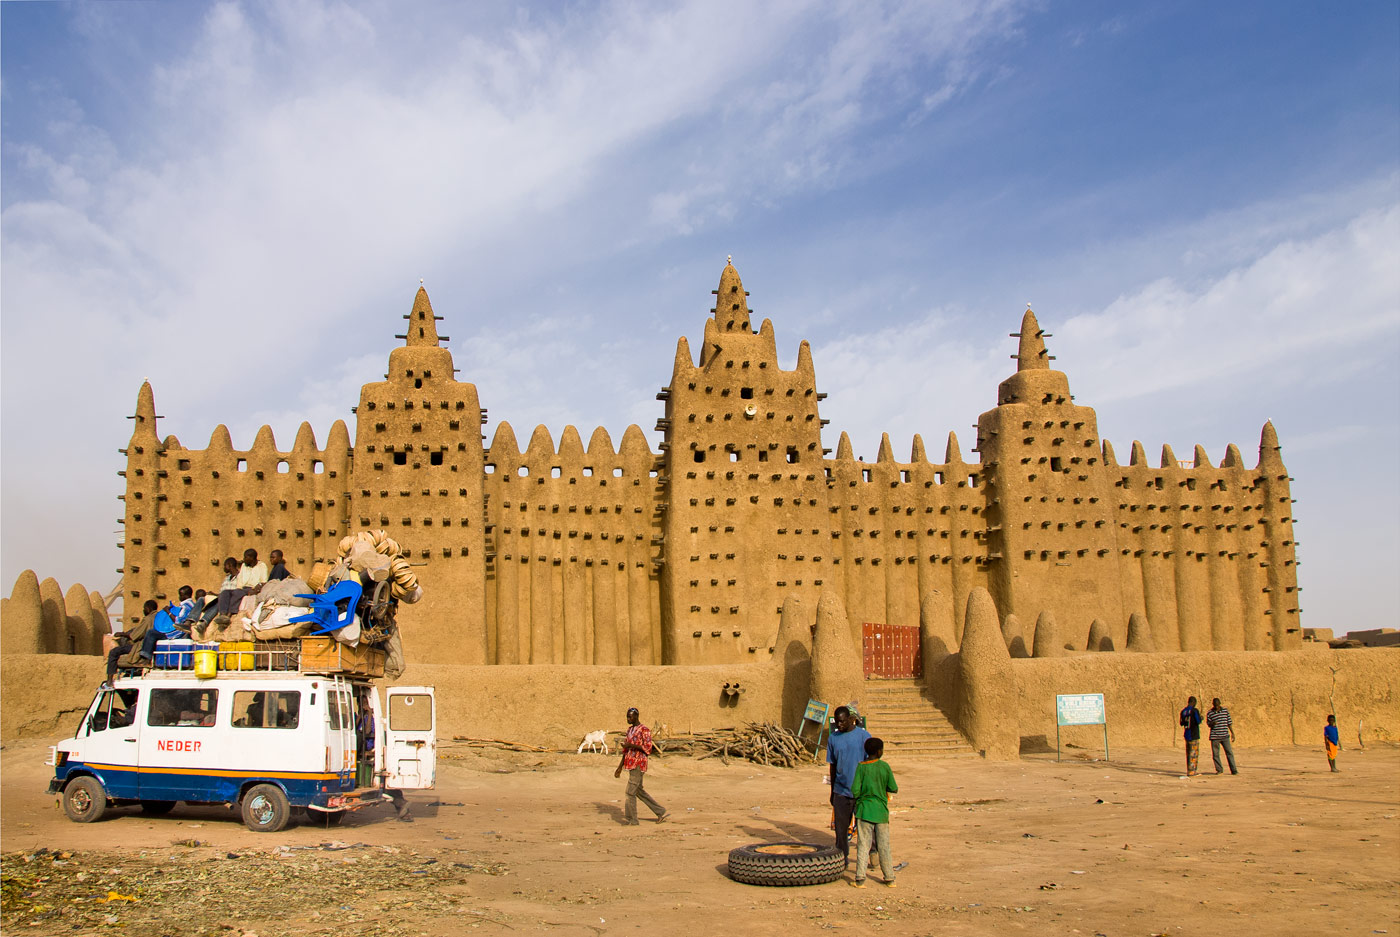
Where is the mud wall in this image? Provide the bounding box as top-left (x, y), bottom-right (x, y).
top-left (394, 662), bottom-right (780, 749)
top-left (0, 655), bottom-right (782, 749)
top-left (1010, 647), bottom-right (1398, 753)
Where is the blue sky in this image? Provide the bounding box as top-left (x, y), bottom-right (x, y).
top-left (3, 1), bottom-right (1397, 632)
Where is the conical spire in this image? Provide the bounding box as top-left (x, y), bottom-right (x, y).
top-left (1013, 309), bottom-right (1051, 371)
top-left (911, 434), bottom-right (928, 463)
top-left (1129, 440), bottom-right (1146, 466)
top-left (131, 382), bottom-right (159, 443)
top-left (404, 287), bottom-right (442, 347)
top-left (945, 431), bottom-right (964, 464)
top-left (836, 432), bottom-right (854, 461)
top-left (1258, 420), bottom-right (1284, 471)
top-left (877, 433), bottom-right (894, 463)
top-left (1160, 443), bottom-right (1177, 469)
top-left (1193, 444), bottom-right (1212, 469)
top-left (1102, 439), bottom-right (1118, 466)
top-left (714, 261), bottom-right (752, 334)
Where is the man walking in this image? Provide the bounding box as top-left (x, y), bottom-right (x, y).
top-left (1179, 696), bottom-right (1203, 777)
top-left (1206, 697), bottom-right (1238, 775)
top-left (827, 705), bottom-right (872, 867)
top-left (614, 707), bottom-right (669, 825)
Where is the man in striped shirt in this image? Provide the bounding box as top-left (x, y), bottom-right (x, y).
top-left (1206, 698), bottom-right (1238, 775)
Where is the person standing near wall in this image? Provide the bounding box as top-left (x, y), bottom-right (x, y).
top-left (1206, 697), bottom-right (1238, 775)
top-left (827, 705), bottom-right (872, 866)
top-left (1323, 714), bottom-right (1340, 773)
top-left (614, 707), bottom-right (669, 825)
top-left (1179, 696), bottom-right (1203, 777)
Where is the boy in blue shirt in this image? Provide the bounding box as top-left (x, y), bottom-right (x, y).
top-left (1324, 714), bottom-right (1340, 773)
top-left (826, 705), bottom-right (871, 868)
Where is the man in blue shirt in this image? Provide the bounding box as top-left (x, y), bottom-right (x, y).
top-left (1179, 696), bottom-right (1203, 777)
top-left (827, 705), bottom-right (871, 868)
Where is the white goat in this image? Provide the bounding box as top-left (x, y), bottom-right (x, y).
top-left (577, 729), bottom-right (609, 754)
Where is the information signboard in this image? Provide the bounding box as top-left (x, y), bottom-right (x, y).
top-left (1054, 693), bottom-right (1109, 761)
top-left (1057, 694), bottom-right (1106, 726)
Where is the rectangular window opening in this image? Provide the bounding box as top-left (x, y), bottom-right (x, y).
top-left (276, 460), bottom-right (289, 474)
top-left (1050, 457), bottom-right (1063, 473)
top-left (430, 451), bottom-right (444, 466)
top-left (551, 466), bottom-right (562, 478)
top-left (694, 450), bottom-right (706, 464)
top-left (312, 459), bottom-right (324, 474)
top-left (232, 690), bottom-right (300, 729)
top-left (583, 467), bottom-right (593, 477)
top-left (786, 447), bottom-right (798, 464)
top-left (485, 463), bottom-right (496, 474)
top-left (740, 387), bottom-right (754, 399)
top-left (729, 451), bottom-right (740, 462)
top-left (393, 451), bottom-right (408, 466)
top-left (148, 688), bottom-right (218, 727)
top-left (236, 459), bottom-right (247, 473)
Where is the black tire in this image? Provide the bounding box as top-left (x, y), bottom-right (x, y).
top-left (63, 776), bottom-right (108, 823)
top-left (140, 800), bottom-right (177, 815)
top-left (241, 783), bottom-right (291, 833)
top-left (727, 842), bottom-right (846, 886)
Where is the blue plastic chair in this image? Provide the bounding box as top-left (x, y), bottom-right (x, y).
top-left (290, 579), bottom-right (363, 635)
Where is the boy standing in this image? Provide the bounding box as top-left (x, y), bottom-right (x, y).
top-left (1179, 696), bottom-right (1203, 777)
top-left (850, 737), bottom-right (898, 888)
top-left (1324, 714), bottom-right (1340, 773)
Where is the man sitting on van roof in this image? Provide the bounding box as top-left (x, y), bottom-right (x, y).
top-left (105, 599), bottom-right (159, 686)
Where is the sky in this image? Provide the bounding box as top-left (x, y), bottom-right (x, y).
top-left (2, 1), bottom-right (1397, 633)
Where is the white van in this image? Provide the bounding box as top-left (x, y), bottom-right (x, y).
top-left (47, 664), bottom-right (436, 833)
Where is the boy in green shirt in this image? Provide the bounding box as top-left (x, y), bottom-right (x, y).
top-left (849, 736), bottom-right (898, 887)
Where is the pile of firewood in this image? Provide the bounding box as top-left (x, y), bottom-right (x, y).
top-left (654, 722), bottom-right (812, 767)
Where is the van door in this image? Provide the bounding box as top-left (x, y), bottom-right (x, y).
top-left (383, 687), bottom-right (435, 789)
top-left (323, 677), bottom-right (356, 791)
top-left (138, 684), bottom-right (221, 802)
top-left (70, 688), bottom-right (142, 799)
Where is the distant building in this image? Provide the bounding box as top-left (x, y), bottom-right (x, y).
top-left (119, 262), bottom-right (1301, 665)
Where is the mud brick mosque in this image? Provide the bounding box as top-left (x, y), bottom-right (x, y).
top-left (118, 261), bottom-right (1301, 668)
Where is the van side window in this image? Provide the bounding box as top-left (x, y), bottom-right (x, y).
top-left (148, 688), bottom-right (218, 727)
top-left (389, 694), bottom-right (432, 732)
top-left (90, 689), bottom-right (139, 733)
top-left (327, 690), bottom-right (351, 730)
top-left (231, 690), bottom-right (301, 729)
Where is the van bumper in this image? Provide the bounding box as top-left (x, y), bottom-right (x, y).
top-left (47, 777), bottom-right (64, 794)
top-left (309, 786), bottom-right (391, 813)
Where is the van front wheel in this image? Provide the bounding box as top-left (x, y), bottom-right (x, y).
top-left (63, 776), bottom-right (107, 823)
top-left (241, 784), bottom-right (290, 833)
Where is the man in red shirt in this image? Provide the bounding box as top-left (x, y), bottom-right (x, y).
top-left (614, 707), bottom-right (670, 825)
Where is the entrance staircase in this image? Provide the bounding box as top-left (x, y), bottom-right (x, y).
top-left (860, 680), bottom-right (976, 757)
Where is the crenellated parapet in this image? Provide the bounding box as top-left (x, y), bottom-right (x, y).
top-left (117, 261), bottom-right (1302, 670)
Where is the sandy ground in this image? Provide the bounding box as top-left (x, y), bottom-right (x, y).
top-left (2, 737), bottom-right (1397, 937)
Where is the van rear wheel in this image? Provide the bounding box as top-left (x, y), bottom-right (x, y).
top-left (241, 784), bottom-right (290, 833)
top-left (63, 776), bottom-right (108, 823)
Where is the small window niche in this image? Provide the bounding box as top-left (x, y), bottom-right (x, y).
top-left (312, 459), bottom-right (324, 474)
top-left (786, 447), bottom-right (799, 464)
top-left (900, 470), bottom-right (911, 483)
top-left (758, 450), bottom-right (769, 462)
top-left (485, 463), bottom-right (496, 474)
top-left (583, 467), bottom-right (593, 477)
top-left (393, 452), bottom-right (408, 466)
top-left (236, 459), bottom-right (248, 472)
top-left (729, 451), bottom-right (740, 463)
top-left (694, 450), bottom-right (706, 464)
top-left (1050, 457), bottom-right (1063, 473)
top-left (861, 468), bottom-right (872, 483)
top-left (740, 387), bottom-right (754, 399)
top-left (613, 467), bottom-right (623, 477)
top-left (969, 474), bottom-right (979, 488)
top-left (178, 459), bottom-right (191, 470)
top-left (430, 451), bottom-right (444, 466)
top-left (552, 466), bottom-right (562, 478)
top-left (518, 466), bottom-right (529, 477)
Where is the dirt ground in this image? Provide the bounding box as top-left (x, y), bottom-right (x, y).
top-left (2, 737), bottom-right (1397, 937)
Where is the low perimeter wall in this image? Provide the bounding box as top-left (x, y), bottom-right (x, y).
top-left (1011, 647), bottom-right (1398, 754)
top-left (0, 655), bottom-right (782, 748)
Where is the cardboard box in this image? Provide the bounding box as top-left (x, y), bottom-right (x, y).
top-left (298, 637), bottom-right (385, 677)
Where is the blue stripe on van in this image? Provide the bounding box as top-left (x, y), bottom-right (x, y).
top-left (57, 762), bottom-right (356, 807)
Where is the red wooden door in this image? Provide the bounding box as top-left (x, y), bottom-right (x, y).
top-left (862, 623), bottom-right (922, 679)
